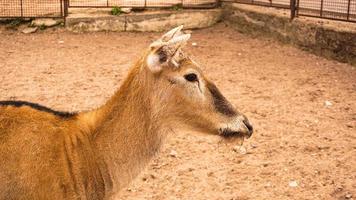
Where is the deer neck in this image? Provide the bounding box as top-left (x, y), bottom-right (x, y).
top-left (84, 63), bottom-right (164, 191)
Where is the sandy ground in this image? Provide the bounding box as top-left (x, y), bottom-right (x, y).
top-left (0, 23), bottom-right (355, 200)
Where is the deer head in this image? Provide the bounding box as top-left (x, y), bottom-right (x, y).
top-left (142, 26), bottom-right (253, 141)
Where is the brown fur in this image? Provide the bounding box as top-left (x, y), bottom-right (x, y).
top-left (0, 41), bottom-right (252, 199)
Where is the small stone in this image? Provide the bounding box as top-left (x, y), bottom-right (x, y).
top-left (265, 182), bottom-right (272, 187)
top-left (192, 42), bottom-right (197, 46)
top-left (289, 180), bottom-right (298, 187)
top-left (325, 100), bottom-right (332, 106)
top-left (249, 143), bottom-right (257, 149)
top-left (207, 171), bottom-right (214, 177)
top-left (22, 27), bottom-right (38, 34)
top-left (31, 18), bottom-right (59, 27)
top-left (345, 193), bottom-right (353, 199)
top-left (121, 8), bottom-right (132, 13)
top-left (233, 145), bottom-right (247, 154)
top-left (150, 174), bottom-right (156, 179)
top-left (169, 150), bottom-right (177, 157)
top-left (58, 40), bottom-right (64, 44)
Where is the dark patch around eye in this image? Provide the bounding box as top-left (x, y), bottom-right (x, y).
top-left (184, 73), bottom-right (198, 82)
top-left (207, 81), bottom-right (237, 117)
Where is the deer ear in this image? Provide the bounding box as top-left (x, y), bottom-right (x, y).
top-left (147, 27), bottom-right (191, 73)
top-left (146, 47), bottom-right (167, 73)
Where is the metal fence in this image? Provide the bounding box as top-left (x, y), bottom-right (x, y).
top-left (0, 0), bottom-right (68, 19)
top-left (226, 0), bottom-right (356, 22)
top-left (68, 0), bottom-right (218, 8)
top-left (0, 0), bottom-right (217, 20)
top-left (224, 0), bottom-right (290, 8)
top-left (296, 0), bottom-right (356, 22)
top-left (1, 0), bottom-right (355, 22)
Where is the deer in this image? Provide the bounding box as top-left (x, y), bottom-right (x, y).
top-left (0, 26), bottom-right (253, 200)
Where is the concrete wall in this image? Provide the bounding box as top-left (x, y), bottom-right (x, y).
top-left (66, 9), bottom-right (223, 32)
top-left (223, 3), bottom-right (356, 65)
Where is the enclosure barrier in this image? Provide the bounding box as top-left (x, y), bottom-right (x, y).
top-left (224, 0), bottom-right (356, 22)
top-left (68, 0), bottom-right (219, 8)
top-left (296, 0), bottom-right (356, 22)
top-left (222, 0), bottom-right (290, 8)
top-left (0, 0), bottom-right (68, 20)
top-left (0, 0), bottom-right (217, 21)
top-left (0, 0), bottom-right (355, 23)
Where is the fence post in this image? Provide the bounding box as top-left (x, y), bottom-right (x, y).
top-left (290, 0), bottom-right (296, 20)
top-left (347, 0), bottom-right (351, 20)
top-left (20, 0), bottom-right (23, 17)
top-left (63, 0), bottom-right (69, 24)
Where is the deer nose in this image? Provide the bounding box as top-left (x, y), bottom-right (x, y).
top-left (219, 115), bottom-right (253, 139)
top-left (243, 117), bottom-right (253, 138)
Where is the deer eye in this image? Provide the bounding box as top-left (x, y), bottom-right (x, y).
top-left (184, 73), bottom-right (198, 82)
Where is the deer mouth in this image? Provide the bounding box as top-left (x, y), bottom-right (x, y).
top-left (218, 126), bottom-right (252, 140)
top-left (218, 117), bottom-right (253, 139)
top-left (219, 128), bottom-right (245, 138)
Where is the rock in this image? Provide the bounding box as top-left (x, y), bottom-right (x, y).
top-left (22, 27), bottom-right (38, 34)
top-left (345, 193), bottom-right (353, 199)
top-left (121, 8), bottom-right (132, 14)
top-left (324, 100), bottom-right (333, 106)
top-left (233, 145), bottom-right (247, 154)
top-left (31, 19), bottom-right (60, 27)
top-left (289, 180), bottom-right (298, 187)
top-left (169, 150), bottom-right (177, 157)
top-left (207, 171), bottom-right (214, 177)
top-left (249, 143), bottom-right (257, 149)
top-left (192, 42), bottom-right (197, 46)
top-left (150, 174), bottom-right (156, 179)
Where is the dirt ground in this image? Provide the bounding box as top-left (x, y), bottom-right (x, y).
top-left (0, 23), bottom-right (355, 200)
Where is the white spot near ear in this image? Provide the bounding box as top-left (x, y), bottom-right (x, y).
top-left (147, 53), bottom-right (162, 73)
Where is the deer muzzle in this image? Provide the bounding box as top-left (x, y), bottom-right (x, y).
top-left (219, 115), bottom-right (253, 139)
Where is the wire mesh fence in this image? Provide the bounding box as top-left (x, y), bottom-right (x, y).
top-left (297, 0), bottom-right (356, 22)
top-left (223, 0), bottom-right (290, 8)
top-left (0, 0), bottom-right (217, 19)
top-left (68, 0), bottom-right (218, 8)
top-left (0, 0), bottom-right (67, 18)
top-left (1, 0), bottom-right (355, 22)
top-left (225, 0), bottom-right (356, 22)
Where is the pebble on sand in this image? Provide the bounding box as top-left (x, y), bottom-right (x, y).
top-left (233, 145), bottom-right (247, 154)
top-left (324, 100), bottom-right (333, 106)
top-left (289, 180), bottom-right (298, 187)
top-left (169, 150), bottom-right (177, 157)
top-left (22, 27), bottom-right (38, 34)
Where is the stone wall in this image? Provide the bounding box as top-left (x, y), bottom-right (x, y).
top-left (66, 9), bottom-right (223, 32)
top-left (223, 3), bottom-right (356, 65)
